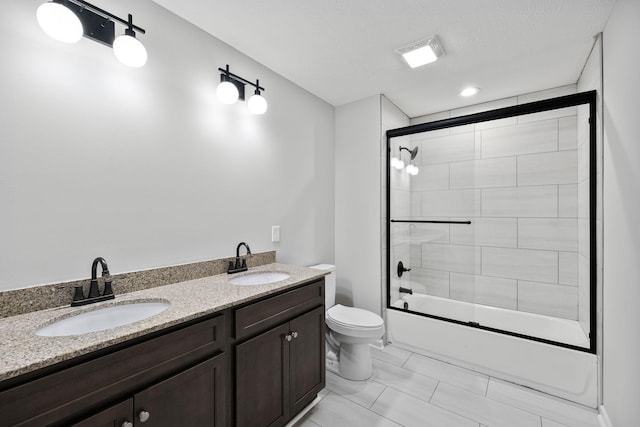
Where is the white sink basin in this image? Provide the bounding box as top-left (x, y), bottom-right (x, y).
top-left (36, 302), bottom-right (170, 337)
top-left (229, 272), bottom-right (290, 286)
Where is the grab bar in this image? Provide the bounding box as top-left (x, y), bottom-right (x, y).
top-left (390, 219), bottom-right (471, 224)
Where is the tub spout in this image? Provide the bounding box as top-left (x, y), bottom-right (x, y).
top-left (399, 286), bottom-right (413, 295)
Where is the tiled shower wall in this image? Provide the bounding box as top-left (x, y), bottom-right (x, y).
top-left (390, 86), bottom-right (593, 323)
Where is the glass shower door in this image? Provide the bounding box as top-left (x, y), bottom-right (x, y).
top-left (387, 91), bottom-right (598, 352)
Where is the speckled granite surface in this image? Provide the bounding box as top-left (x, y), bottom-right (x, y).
top-left (0, 262), bottom-right (326, 383)
top-left (0, 251), bottom-right (275, 318)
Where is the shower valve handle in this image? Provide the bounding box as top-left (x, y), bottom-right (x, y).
top-left (397, 261), bottom-right (411, 278)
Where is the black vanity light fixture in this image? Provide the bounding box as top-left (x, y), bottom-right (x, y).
top-left (217, 64), bottom-right (268, 115)
top-left (36, 0), bottom-right (148, 67)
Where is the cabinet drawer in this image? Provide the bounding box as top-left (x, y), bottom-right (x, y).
top-left (0, 314), bottom-right (225, 427)
top-left (234, 279), bottom-right (324, 340)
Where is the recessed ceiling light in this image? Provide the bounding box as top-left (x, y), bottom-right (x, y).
top-left (460, 87), bottom-right (480, 97)
top-left (395, 35), bottom-right (445, 69)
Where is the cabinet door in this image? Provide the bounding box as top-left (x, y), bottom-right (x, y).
top-left (288, 306), bottom-right (325, 416)
top-left (133, 353), bottom-right (227, 427)
top-left (71, 399), bottom-right (134, 427)
top-left (236, 322), bottom-right (291, 427)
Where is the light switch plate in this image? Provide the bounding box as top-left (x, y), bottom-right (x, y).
top-left (271, 226), bottom-right (280, 242)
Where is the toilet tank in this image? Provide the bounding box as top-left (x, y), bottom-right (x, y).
top-left (309, 264), bottom-right (336, 308)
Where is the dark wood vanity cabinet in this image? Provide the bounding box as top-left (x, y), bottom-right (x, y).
top-left (0, 314), bottom-right (228, 427)
top-left (71, 354), bottom-right (227, 427)
top-left (0, 277), bottom-right (325, 427)
top-left (234, 280), bottom-right (325, 427)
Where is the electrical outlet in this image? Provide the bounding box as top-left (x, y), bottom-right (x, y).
top-left (271, 226), bottom-right (280, 243)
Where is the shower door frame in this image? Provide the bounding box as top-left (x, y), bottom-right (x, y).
top-left (385, 90), bottom-right (598, 354)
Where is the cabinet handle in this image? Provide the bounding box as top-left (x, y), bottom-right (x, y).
top-left (138, 410), bottom-right (150, 423)
top-left (122, 422), bottom-right (133, 427)
top-left (291, 331), bottom-right (299, 339)
top-left (284, 334), bottom-right (292, 342)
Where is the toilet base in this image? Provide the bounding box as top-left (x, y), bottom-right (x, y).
top-left (334, 342), bottom-right (373, 381)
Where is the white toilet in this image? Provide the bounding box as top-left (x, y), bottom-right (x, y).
top-left (310, 264), bottom-right (385, 381)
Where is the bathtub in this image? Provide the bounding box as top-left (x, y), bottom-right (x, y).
top-left (386, 293), bottom-right (598, 407)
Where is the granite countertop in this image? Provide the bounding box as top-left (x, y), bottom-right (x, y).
top-left (0, 263), bottom-right (326, 383)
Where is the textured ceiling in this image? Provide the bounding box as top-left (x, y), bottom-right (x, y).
top-left (152, 0), bottom-right (614, 117)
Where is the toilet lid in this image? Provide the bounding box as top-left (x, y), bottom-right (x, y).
top-left (327, 304), bottom-right (384, 329)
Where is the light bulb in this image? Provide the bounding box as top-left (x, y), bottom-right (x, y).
top-left (248, 93), bottom-right (268, 115)
top-left (406, 164), bottom-right (420, 175)
top-left (391, 157), bottom-right (404, 169)
top-left (460, 87), bottom-right (480, 97)
top-left (113, 33), bottom-right (147, 68)
top-left (217, 81), bottom-right (239, 104)
top-left (36, 2), bottom-right (83, 44)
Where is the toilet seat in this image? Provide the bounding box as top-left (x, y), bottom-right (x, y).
top-left (326, 304), bottom-right (384, 338)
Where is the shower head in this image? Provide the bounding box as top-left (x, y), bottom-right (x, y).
top-left (400, 146), bottom-right (419, 160)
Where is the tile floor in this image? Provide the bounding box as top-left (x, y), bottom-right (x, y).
top-left (295, 345), bottom-right (600, 427)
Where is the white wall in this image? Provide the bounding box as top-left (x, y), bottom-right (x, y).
top-left (0, 0), bottom-right (334, 291)
top-left (602, 0), bottom-right (640, 424)
top-left (334, 95), bottom-right (382, 314)
top-left (577, 34), bottom-right (603, 403)
top-left (334, 95), bottom-right (408, 315)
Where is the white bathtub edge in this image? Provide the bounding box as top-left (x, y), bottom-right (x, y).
top-left (598, 405), bottom-right (613, 427)
top-left (386, 308), bottom-right (598, 407)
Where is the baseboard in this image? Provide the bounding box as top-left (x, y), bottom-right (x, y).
top-left (598, 405), bottom-right (613, 427)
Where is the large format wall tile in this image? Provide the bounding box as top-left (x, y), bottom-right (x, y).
top-left (420, 132), bottom-right (476, 165)
top-left (450, 157), bottom-right (516, 189)
top-left (517, 281), bottom-right (578, 320)
top-left (423, 243), bottom-right (481, 275)
top-left (516, 106), bottom-right (576, 124)
top-left (482, 185), bottom-right (558, 217)
top-left (410, 223), bottom-right (450, 244)
top-left (558, 116), bottom-right (578, 150)
top-left (449, 273), bottom-right (517, 309)
top-left (409, 268), bottom-right (450, 297)
top-left (422, 189), bottom-right (481, 217)
top-left (481, 119), bottom-right (557, 158)
top-left (559, 252), bottom-right (578, 286)
top-left (518, 218), bottom-right (578, 251)
top-left (558, 184), bottom-right (578, 217)
top-left (482, 247), bottom-right (558, 283)
top-left (411, 163), bottom-right (450, 191)
top-left (449, 218), bottom-right (517, 248)
top-left (517, 150), bottom-right (578, 186)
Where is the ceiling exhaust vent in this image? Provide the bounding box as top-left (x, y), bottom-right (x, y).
top-left (395, 35), bottom-right (445, 68)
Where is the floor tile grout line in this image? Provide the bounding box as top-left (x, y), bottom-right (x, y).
top-left (428, 380), bottom-right (440, 402)
top-left (431, 381), bottom-right (550, 426)
top-left (429, 391), bottom-right (490, 426)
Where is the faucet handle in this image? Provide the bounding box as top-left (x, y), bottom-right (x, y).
top-left (72, 286), bottom-right (85, 303)
top-left (103, 279), bottom-right (114, 297)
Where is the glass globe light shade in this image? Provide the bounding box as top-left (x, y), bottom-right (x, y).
top-left (248, 94), bottom-right (268, 115)
top-left (406, 164), bottom-right (420, 175)
top-left (113, 34), bottom-right (148, 68)
top-left (217, 81), bottom-right (239, 104)
top-left (36, 2), bottom-right (83, 44)
top-left (394, 159), bottom-right (405, 170)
